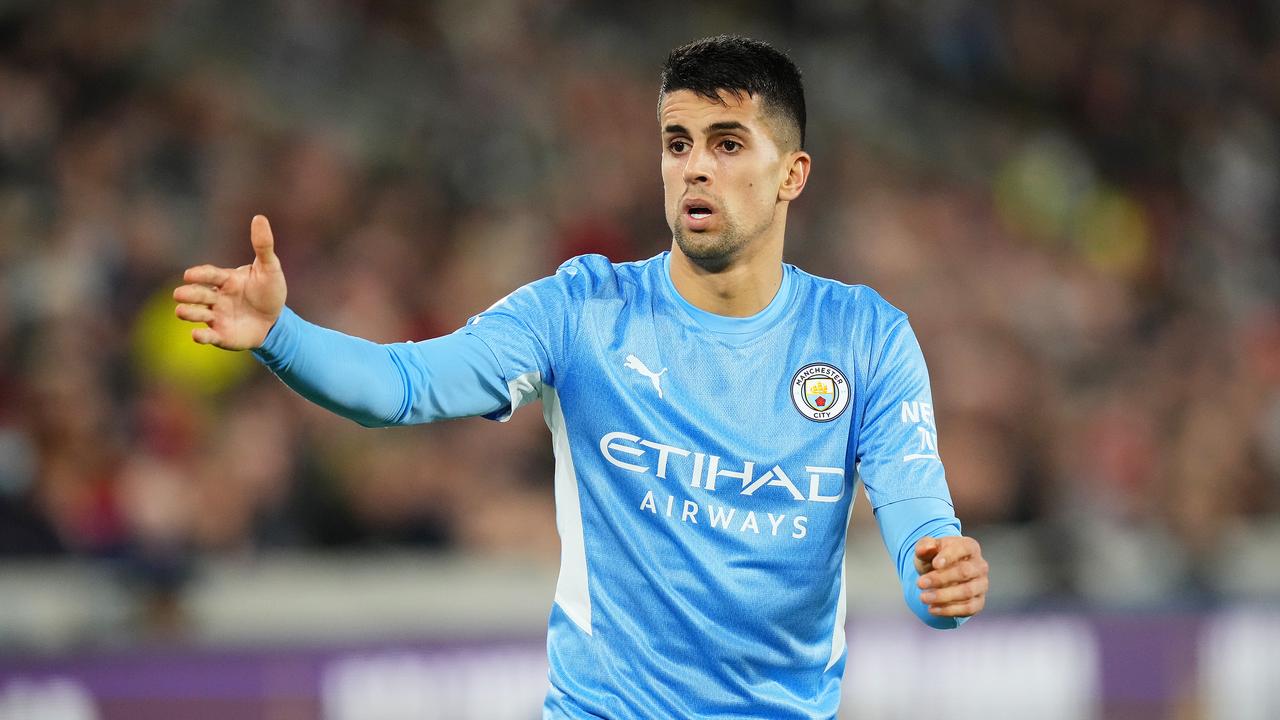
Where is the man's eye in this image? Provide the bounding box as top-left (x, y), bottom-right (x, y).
top-left (669, 140), bottom-right (689, 153)
top-left (721, 140), bottom-right (741, 152)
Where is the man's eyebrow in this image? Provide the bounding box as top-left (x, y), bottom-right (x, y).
top-left (707, 121), bottom-right (751, 135)
top-left (662, 121), bottom-right (753, 135)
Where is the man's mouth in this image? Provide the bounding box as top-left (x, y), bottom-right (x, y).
top-left (682, 198), bottom-right (717, 225)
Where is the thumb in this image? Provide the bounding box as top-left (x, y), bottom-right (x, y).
top-left (250, 215), bottom-right (278, 267)
top-left (914, 537), bottom-right (940, 562)
top-left (914, 537), bottom-right (940, 576)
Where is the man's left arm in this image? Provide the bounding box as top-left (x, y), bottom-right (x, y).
top-left (855, 314), bottom-right (989, 628)
top-left (873, 497), bottom-right (988, 628)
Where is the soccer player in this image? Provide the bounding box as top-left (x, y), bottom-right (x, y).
top-left (174, 35), bottom-right (989, 719)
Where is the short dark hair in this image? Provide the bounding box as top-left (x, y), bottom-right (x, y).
top-left (659, 35), bottom-right (806, 150)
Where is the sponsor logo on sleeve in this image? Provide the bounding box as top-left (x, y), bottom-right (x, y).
top-left (900, 400), bottom-right (940, 462)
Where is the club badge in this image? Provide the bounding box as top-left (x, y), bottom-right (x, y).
top-left (791, 363), bottom-right (851, 422)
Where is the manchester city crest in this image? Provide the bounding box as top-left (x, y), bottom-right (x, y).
top-left (791, 363), bottom-right (851, 422)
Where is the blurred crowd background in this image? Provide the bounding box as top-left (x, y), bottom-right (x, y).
top-left (0, 0), bottom-right (1278, 635)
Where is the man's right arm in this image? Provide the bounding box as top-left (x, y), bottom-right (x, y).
top-left (174, 215), bottom-right (514, 425)
top-left (251, 307), bottom-right (510, 427)
top-left (176, 214), bottom-right (581, 426)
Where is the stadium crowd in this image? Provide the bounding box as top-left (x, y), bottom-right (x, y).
top-left (0, 0), bottom-right (1276, 615)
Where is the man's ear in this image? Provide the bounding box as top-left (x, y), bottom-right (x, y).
top-left (778, 151), bottom-right (811, 202)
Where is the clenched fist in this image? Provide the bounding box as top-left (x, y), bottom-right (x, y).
top-left (914, 535), bottom-right (989, 618)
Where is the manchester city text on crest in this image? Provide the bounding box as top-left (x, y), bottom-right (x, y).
top-left (790, 363), bottom-right (851, 422)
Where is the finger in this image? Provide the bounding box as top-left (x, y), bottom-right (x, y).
top-left (918, 558), bottom-right (988, 589)
top-left (921, 558), bottom-right (987, 588)
top-left (175, 303), bottom-right (214, 324)
top-left (921, 575), bottom-right (988, 605)
top-left (191, 327), bottom-right (223, 346)
top-left (932, 536), bottom-right (980, 570)
top-left (173, 284), bottom-right (219, 305)
top-left (184, 265), bottom-right (232, 286)
top-left (928, 594), bottom-right (985, 617)
top-left (251, 215), bottom-right (278, 266)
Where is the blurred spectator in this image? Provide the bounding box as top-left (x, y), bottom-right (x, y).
top-left (0, 0), bottom-right (1275, 633)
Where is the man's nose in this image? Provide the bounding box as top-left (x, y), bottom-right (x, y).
top-left (682, 144), bottom-right (713, 185)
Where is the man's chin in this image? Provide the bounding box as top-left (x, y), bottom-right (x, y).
top-left (674, 231), bottom-right (739, 273)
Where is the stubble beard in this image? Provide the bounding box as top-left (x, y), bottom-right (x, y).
top-left (673, 205), bottom-right (778, 273)
top-left (672, 221), bottom-right (746, 273)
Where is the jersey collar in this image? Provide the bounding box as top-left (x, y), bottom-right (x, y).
top-left (661, 251), bottom-right (794, 336)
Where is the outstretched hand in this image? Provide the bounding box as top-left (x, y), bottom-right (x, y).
top-left (914, 535), bottom-right (988, 618)
top-left (173, 215), bottom-right (287, 350)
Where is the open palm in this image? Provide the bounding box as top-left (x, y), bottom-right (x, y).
top-left (173, 215), bottom-right (287, 350)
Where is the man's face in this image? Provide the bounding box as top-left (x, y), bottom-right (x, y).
top-left (659, 89), bottom-right (795, 271)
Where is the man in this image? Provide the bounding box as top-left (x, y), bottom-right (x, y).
top-left (174, 35), bottom-right (988, 720)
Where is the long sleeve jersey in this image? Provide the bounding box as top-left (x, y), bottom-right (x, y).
top-left (253, 251), bottom-right (965, 719)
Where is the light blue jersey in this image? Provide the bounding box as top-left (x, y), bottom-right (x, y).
top-left (254, 251), bottom-right (962, 719)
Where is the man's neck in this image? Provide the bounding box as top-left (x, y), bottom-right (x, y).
top-left (667, 237), bottom-right (785, 318)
